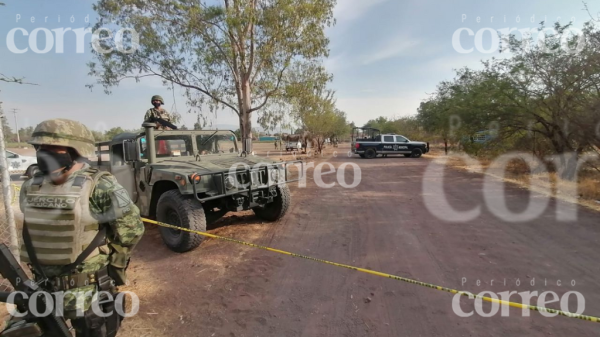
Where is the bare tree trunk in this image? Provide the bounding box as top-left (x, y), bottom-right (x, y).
top-left (241, 80), bottom-right (253, 153)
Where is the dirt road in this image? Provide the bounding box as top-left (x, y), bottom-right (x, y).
top-left (114, 149), bottom-right (600, 337)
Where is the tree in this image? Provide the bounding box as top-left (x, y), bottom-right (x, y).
top-left (180, 124), bottom-right (189, 130)
top-left (91, 130), bottom-right (106, 142)
top-left (88, 0), bottom-right (336, 153)
top-left (104, 127), bottom-right (125, 140)
top-left (416, 21), bottom-right (600, 179)
top-left (193, 114), bottom-right (204, 130)
top-left (233, 128), bottom-right (241, 140)
top-left (0, 104), bottom-right (15, 143)
top-left (17, 126), bottom-right (34, 143)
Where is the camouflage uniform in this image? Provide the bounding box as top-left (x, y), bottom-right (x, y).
top-left (145, 95), bottom-right (173, 130)
top-left (18, 164), bottom-right (145, 319)
top-left (7, 118), bottom-right (145, 336)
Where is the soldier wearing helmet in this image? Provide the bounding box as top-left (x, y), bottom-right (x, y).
top-left (144, 95), bottom-right (173, 130)
top-left (6, 119), bottom-right (145, 337)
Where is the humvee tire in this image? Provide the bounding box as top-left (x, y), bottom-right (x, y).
top-left (25, 165), bottom-right (39, 179)
top-left (364, 148), bottom-right (377, 159)
top-left (156, 190), bottom-right (206, 252)
top-left (411, 148), bottom-right (423, 158)
top-left (253, 184), bottom-right (291, 221)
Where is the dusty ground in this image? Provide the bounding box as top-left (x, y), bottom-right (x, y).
top-left (4, 143), bottom-right (600, 336)
top-left (114, 143), bottom-right (600, 337)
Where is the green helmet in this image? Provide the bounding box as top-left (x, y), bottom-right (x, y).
top-left (151, 95), bottom-right (164, 104)
top-left (28, 119), bottom-right (96, 158)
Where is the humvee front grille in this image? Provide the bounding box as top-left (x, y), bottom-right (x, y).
top-left (191, 160), bottom-right (304, 202)
top-left (236, 170), bottom-right (267, 186)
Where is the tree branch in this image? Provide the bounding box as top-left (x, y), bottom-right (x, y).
top-left (0, 73), bottom-right (38, 86)
top-left (249, 62), bottom-right (290, 113)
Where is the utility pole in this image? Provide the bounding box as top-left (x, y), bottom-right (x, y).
top-left (11, 108), bottom-right (20, 145)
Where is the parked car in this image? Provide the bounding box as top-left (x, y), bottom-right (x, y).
top-left (4, 150), bottom-right (39, 178)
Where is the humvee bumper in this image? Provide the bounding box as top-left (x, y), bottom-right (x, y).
top-left (191, 160), bottom-right (304, 203)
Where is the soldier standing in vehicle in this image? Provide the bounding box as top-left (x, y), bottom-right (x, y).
top-left (7, 119), bottom-right (145, 337)
top-left (144, 95), bottom-right (173, 131)
top-left (145, 95), bottom-right (173, 155)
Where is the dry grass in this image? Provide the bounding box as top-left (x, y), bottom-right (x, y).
top-left (424, 146), bottom-right (600, 212)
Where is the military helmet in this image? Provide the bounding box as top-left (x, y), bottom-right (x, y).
top-left (151, 95), bottom-right (164, 104)
top-left (28, 119), bottom-right (96, 158)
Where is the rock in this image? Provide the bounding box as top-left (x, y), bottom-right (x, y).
top-left (364, 297), bottom-right (371, 304)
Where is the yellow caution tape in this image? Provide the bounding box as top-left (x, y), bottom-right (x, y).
top-left (142, 218), bottom-right (600, 323)
top-left (10, 184), bottom-right (21, 205)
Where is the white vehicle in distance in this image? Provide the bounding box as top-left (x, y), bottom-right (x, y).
top-left (4, 150), bottom-right (39, 178)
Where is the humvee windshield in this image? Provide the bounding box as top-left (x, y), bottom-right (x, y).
top-left (196, 134), bottom-right (238, 154)
top-left (141, 135), bottom-right (194, 158)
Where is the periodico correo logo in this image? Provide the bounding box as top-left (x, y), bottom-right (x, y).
top-left (7, 14), bottom-right (139, 54)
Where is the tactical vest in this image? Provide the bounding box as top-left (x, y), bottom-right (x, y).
top-left (20, 169), bottom-right (107, 266)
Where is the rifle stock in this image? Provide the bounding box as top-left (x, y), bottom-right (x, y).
top-left (0, 244), bottom-right (71, 337)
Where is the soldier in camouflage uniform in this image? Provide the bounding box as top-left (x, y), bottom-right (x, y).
top-left (144, 95), bottom-right (173, 130)
top-left (5, 119), bottom-right (145, 337)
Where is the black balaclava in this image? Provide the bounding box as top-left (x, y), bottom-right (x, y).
top-left (36, 149), bottom-right (75, 176)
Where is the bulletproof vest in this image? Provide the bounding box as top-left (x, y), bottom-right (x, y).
top-left (149, 108), bottom-right (170, 121)
top-left (20, 170), bottom-right (104, 266)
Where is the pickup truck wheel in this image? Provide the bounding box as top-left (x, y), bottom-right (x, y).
top-left (25, 165), bottom-right (39, 179)
top-left (411, 148), bottom-right (423, 158)
top-left (364, 148), bottom-right (376, 159)
top-left (253, 185), bottom-right (291, 221)
top-left (156, 190), bottom-right (206, 253)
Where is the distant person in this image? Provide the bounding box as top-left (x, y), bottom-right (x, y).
top-left (274, 140), bottom-right (278, 150)
top-left (145, 95), bottom-right (173, 155)
top-left (144, 95), bottom-right (173, 131)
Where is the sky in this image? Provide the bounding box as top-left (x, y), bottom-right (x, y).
top-left (0, 0), bottom-right (595, 135)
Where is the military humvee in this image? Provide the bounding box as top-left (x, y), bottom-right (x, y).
top-left (92, 123), bottom-right (302, 253)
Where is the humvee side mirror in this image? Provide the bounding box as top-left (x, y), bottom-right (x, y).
top-left (123, 140), bottom-right (138, 162)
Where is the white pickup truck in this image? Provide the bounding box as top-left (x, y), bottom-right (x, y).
top-left (284, 141), bottom-right (301, 152)
top-left (4, 150), bottom-right (38, 178)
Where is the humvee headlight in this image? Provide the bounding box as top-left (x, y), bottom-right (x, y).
top-left (270, 169), bottom-right (279, 182)
top-left (189, 173), bottom-right (201, 184)
top-left (225, 175), bottom-right (235, 189)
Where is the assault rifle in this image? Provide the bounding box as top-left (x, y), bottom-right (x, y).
top-left (147, 116), bottom-right (178, 130)
top-left (0, 244), bottom-right (71, 337)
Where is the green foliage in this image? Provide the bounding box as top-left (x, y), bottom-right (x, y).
top-left (0, 105), bottom-right (15, 142)
top-left (104, 127), bottom-right (126, 140)
top-left (88, 0), bottom-right (336, 152)
top-left (415, 20), bottom-right (600, 179)
top-left (363, 116), bottom-right (427, 141)
top-left (233, 129), bottom-right (241, 140)
top-left (91, 130), bottom-right (107, 142)
top-left (17, 126), bottom-right (35, 142)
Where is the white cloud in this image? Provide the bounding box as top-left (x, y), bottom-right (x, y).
top-left (361, 36), bottom-right (422, 65)
top-left (419, 51), bottom-right (511, 77)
